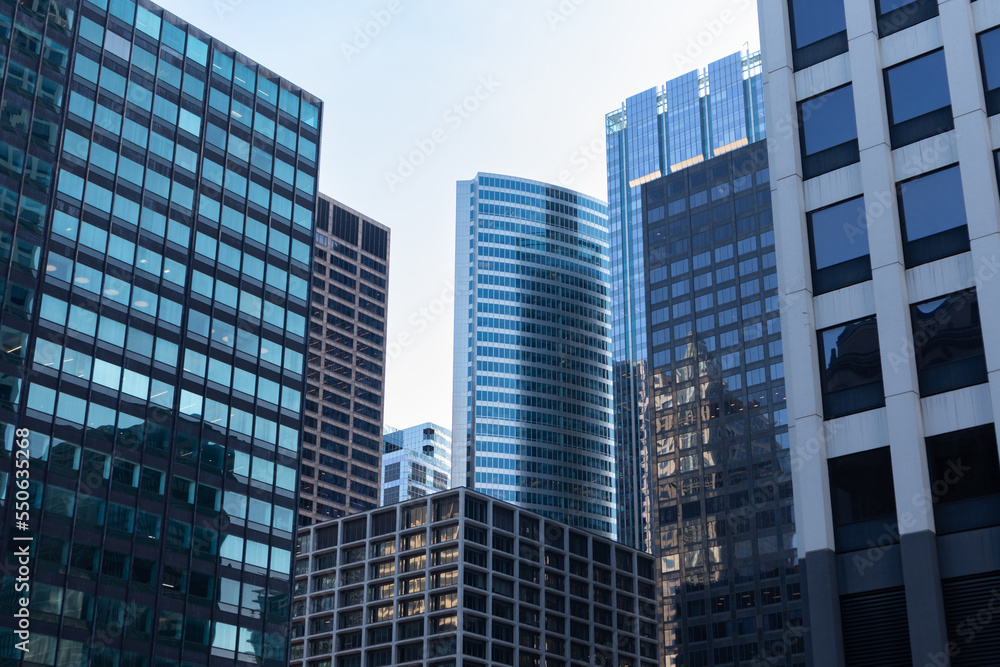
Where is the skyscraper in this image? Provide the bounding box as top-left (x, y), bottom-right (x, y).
top-left (300, 196), bottom-right (389, 526)
top-left (0, 1), bottom-right (320, 664)
top-left (381, 422), bottom-right (452, 505)
top-left (606, 51), bottom-right (767, 552)
top-left (760, 0), bottom-right (1000, 663)
top-left (641, 142), bottom-right (803, 667)
top-left (451, 173), bottom-right (617, 538)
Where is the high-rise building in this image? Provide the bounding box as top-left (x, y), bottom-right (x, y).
top-left (759, 0), bottom-right (1000, 663)
top-left (451, 173), bottom-right (617, 538)
top-left (0, 1), bottom-right (321, 665)
top-left (300, 196), bottom-right (390, 526)
top-left (641, 142), bottom-right (803, 667)
top-left (606, 51), bottom-right (767, 552)
top-left (290, 487), bottom-right (659, 667)
top-left (382, 422), bottom-right (452, 505)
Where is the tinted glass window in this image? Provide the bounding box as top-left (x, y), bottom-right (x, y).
top-left (828, 448), bottom-right (897, 552)
top-left (876, 0), bottom-right (938, 37)
top-left (818, 317), bottom-right (884, 418)
top-left (927, 425), bottom-right (1000, 535)
top-left (886, 51), bottom-right (950, 124)
top-left (790, 0), bottom-right (846, 48)
top-left (897, 165), bottom-right (968, 265)
top-left (978, 27), bottom-right (1000, 115)
top-left (808, 196), bottom-right (871, 294)
top-left (800, 86), bottom-right (857, 155)
top-left (911, 290), bottom-right (986, 396)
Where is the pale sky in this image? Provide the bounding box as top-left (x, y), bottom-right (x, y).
top-left (153, 0), bottom-right (761, 430)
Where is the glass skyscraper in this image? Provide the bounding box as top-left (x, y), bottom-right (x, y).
top-left (451, 173), bottom-right (616, 538)
top-left (641, 143), bottom-right (802, 667)
top-left (0, 1), bottom-right (320, 665)
top-left (381, 422), bottom-right (452, 505)
top-left (606, 51), bottom-right (766, 552)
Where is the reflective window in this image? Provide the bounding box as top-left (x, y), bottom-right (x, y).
top-left (876, 0), bottom-right (938, 38)
top-left (910, 290), bottom-right (986, 396)
top-left (818, 317), bottom-right (884, 418)
top-left (897, 165), bottom-right (968, 267)
top-left (798, 84), bottom-right (859, 179)
top-left (829, 448), bottom-right (897, 553)
top-left (926, 425), bottom-right (1000, 535)
top-left (788, 0), bottom-right (847, 70)
top-left (884, 50), bottom-right (952, 148)
top-left (978, 26), bottom-right (1000, 116)
top-left (807, 196), bottom-right (871, 294)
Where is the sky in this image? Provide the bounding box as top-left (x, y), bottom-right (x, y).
top-left (153, 0), bottom-right (761, 430)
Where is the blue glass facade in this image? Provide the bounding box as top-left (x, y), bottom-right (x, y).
top-left (381, 422), bottom-right (451, 504)
top-left (0, 1), bottom-right (321, 665)
top-left (606, 51), bottom-right (765, 552)
top-left (452, 173), bottom-right (616, 538)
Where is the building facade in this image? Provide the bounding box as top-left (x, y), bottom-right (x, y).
top-left (606, 51), bottom-right (767, 552)
top-left (0, 1), bottom-right (321, 665)
top-left (290, 488), bottom-right (658, 667)
top-left (451, 173), bottom-right (617, 538)
top-left (759, 0), bottom-right (1000, 663)
top-left (642, 142), bottom-right (804, 667)
top-left (382, 422), bottom-right (452, 505)
top-left (300, 196), bottom-right (390, 526)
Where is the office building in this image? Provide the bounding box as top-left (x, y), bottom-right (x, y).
top-left (641, 142), bottom-right (803, 666)
top-left (451, 173), bottom-right (616, 538)
top-left (382, 422), bottom-right (452, 505)
top-left (606, 51), bottom-right (767, 552)
top-left (290, 488), bottom-right (658, 667)
top-left (759, 0), bottom-right (1000, 663)
top-left (300, 196), bottom-right (390, 525)
top-left (0, 1), bottom-right (321, 665)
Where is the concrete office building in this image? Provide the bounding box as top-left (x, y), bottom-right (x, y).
top-left (300, 196), bottom-right (390, 525)
top-left (382, 422), bottom-right (452, 505)
top-left (606, 51), bottom-right (767, 552)
top-left (759, 0), bottom-right (1000, 663)
top-left (290, 488), bottom-right (658, 667)
top-left (0, 0), bottom-right (321, 664)
top-left (452, 173), bottom-right (617, 538)
top-left (641, 142), bottom-right (803, 667)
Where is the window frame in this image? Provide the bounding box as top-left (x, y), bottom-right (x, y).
top-left (883, 49), bottom-right (953, 148)
top-left (875, 0), bottom-right (939, 38)
top-left (797, 83), bottom-right (860, 179)
top-left (817, 316), bottom-right (885, 418)
top-left (896, 164), bottom-right (969, 267)
top-left (788, 0), bottom-right (849, 70)
top-left (806, 195), bottom-right (872, 294)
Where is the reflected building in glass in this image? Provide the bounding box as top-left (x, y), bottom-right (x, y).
top-left (0, 1), bottom-right (320, 665)
top-left (606, 51), bottom-right (766, 552)
top-left (300, 196), bottom-right (389, 526)
top-left (451, 173), bottom-right (617, 538)
top-left (641, 143), bottom-right (803, 666)
top-left (381, 422), bottom-right (452, 505)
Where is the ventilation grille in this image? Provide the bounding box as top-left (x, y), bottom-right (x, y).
top-left (943, 572), bottom-right (1000, 667)
top-left (840, 587), bottom-right (911, 666)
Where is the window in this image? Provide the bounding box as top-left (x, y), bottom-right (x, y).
top-left (798, 84), bottom-right (859, 179)
top-left (828, 448), bottom-right (897, 553)
top-left (788, 0), bottom-right (847, 70)
top-left (978, 26), bottom-right (1000, 116)
top-left (876, 0), bottom-right (938, 38)
top-left (884, 50), bottom-right (952, 148)
top-left (911, 290), bottom-right (987, 396)
top-left (818, 317), bottom-right (885, 418)
top-left (926, 425), bottom-right (1000, 535)
top-left (807, 196), bottom-right (871, 293)
top-left (897, 165), bottom-right (969, 267)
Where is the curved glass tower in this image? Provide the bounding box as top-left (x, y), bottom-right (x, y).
top-left (452, 173), bottom-right (616, 538)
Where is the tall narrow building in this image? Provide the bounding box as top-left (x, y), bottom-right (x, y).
top-left (641, 142), bottom-right (803, 667)
top-left (759, 0), bottom-right (1000, 663)
top-left (452, 173), bottom-right (617, 538)
top-left (381, 422), bottom-right (452, 504)
top-left (606, 51), bottom-right (767, 552)
top-left (300, 196), bottom-right (390, 526)
top-left (0, 1), bottom-right (320, 664)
